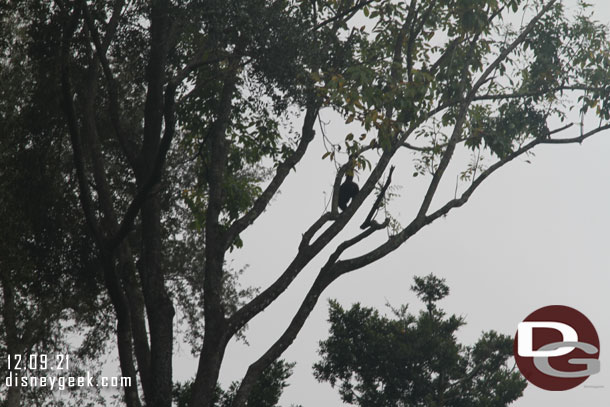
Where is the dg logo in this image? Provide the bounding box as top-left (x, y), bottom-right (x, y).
top-left (513, 305), bottom-right (600, 391)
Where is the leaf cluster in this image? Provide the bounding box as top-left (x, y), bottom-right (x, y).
top-left (173, 360), bottom-right (295, 407)
top-left (314, 274), bottom-right (526, 407)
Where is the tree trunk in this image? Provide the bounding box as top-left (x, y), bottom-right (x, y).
top-left (136, 1), bottom-right (175, 405)
top-left (99, 251), bottom-right (143, 407)
top-left (139, 195), bottom-right (175, 407)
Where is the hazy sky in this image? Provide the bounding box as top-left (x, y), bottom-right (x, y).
top-left (169, 2), bottom-right (610, 406)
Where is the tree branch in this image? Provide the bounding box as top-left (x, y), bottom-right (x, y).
top-left (79, 0), bottom-right (137, 168)
top-left (312, 0), bottom-right (378, 31)
top-left (227, 150), bottom-right (394, 335)
top-left (333, 122), bottom-right (609, 274)
top-left (299, 212), bottom-right (333, 251)
top-left (227, 12), bottom-right (416, 328)
top-left (469, 0), bottom-right (559, 98)
top-left (107, 80), bottom-right (179, 250)
top-left (59, 5), bottom-right (105, 247)
top-left (407, 0), bottom-right (438, 82)
top-left (415, 0), bottom-right (559, 220)
top-left (360, 165), bottom-right (395, 229)
top-left (473, 85), bottom-right (603, 102)
top-left (331, 164), bottom-right (348, 214)
top-left (231, 222), bottom-right (387, 406)
top-left (225, 101), bottom-right (320, 249)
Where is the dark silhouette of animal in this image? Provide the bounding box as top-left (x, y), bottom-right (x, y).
top-left (338, 174), bottom-right (359, 211)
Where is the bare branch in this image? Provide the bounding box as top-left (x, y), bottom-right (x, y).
top-left (541, 123), bottom-right (608, 144)
top-left (401, 123), bottom-right (574, 153)
top-left (427, 36), bottom-right (466, 77)
top-left (361, 165), bottom-right (395, 229)
top-left (299, 212), bottom-right (334, 251)
top-left (473, 85), bottom-right (603, 102)
top-left (331, 164), bottom-right (348, 214)
top-left (415, 105), bottom-right (468, 219)
top-left (402, 141), bottom-right (430, 152)
top-left (230, 222), bottom-right (387, 407)
top-left (330, 218), bottom-right (389, 264)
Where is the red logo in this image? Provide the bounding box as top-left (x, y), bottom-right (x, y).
top-left (513, 305), bottom-right (600, 391)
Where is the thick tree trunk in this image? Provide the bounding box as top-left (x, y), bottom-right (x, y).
top-left (118, 246), bottom-right (152, 397)
top-left (60, 1), bottom-right (176, 406)
top-left (99, 252), bottom-right (143, 407)
top-left (190, 196), bottom-right (229, 407)
top-left (135, 1), bottom-right (175, 405)
top-left (189, 322), bottom-right (228, 407)
top-left (140, 197), bottom-right (175, 407)
top-left (188, 52), bottom-right (242, 407)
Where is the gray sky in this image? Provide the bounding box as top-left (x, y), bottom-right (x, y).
top-left (170, 1), bottom-right (610, 406)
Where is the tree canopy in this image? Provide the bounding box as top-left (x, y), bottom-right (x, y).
top-left (1, 0), bottom-right (610, 407)
top-left (314, 274), bottom-right (526, 407)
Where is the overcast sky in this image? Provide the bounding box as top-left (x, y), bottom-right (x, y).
top-left (168, 2), bottom-right (610, 406)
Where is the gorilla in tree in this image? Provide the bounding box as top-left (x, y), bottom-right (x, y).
top-left (338, 174), bottom-right (359, 211)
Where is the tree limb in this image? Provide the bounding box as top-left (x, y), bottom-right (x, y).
top-left (415, 0), bottom-right (559, 220)
top-left (107, 81), bottom-right (178, 250)
top-left (312, 0), bottom-right (378, 31)
top-left (59, 5), bottom-right (105, 247)
top-left (473, 85), bottom-right (603, 102)
top-left (225, 101), bottom-right (320, 249)
top-left (333, 122), bottom-right (608, 274)
top-left (79, 0), bottom-right (137, 168)
top-left (360, 165), bottom-right (395, 229)
top-left (230, 221), bottom-right (387, 406)
top-left (227, 150), bottom-right (394, 335)
top-left (469, 0), bottom-right (559, 99)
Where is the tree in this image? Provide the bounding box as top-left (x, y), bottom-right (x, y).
top-left (0, 12), bottom-right (110, 406)
top-left (2, 1), bottom-right (610, 407)
top-left (0, 126), bottom-right (108, 407)
top-left (173, 360), bottom-right (295, 407)
top-left (314, 274), bottom-right (526, 407)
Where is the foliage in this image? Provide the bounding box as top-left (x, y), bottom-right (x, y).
top-left (314, 274), bottom-right (526, 407)
top-left (0, 8), bottom-right (110, 405)
top-left (173, 360), bottom-right (295, 407)
top-left (1, 1), bottom-right (610, 407)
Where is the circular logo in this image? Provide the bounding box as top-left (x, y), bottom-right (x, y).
top-left (513, 305), bottom-right (600, 391)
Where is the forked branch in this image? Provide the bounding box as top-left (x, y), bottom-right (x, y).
top-left (335, 122), bottom-right (608, 274)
